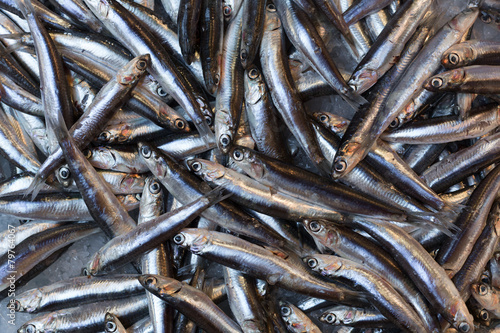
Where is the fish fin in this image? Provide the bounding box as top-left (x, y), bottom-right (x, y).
top-left (202, 185), bottom-right (232, 205)
top-left (194, 118), bottom-right (215, 149)
top-left (24, 173), bottom-right (45, 201)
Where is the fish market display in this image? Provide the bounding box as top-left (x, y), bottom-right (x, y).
top-left (0, 0), bottom-right (500, 332)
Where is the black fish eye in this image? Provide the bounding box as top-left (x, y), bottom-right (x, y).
top-left (233, 149), bottom-right (244, 161)
top-left (334, 158), bottom-right (347, 173)
top-left (14, 300), bottom-right (21, 311)
top-left (98, 132), bottom-right (110, 141)
top-left (248, 68), bottom-right (259, 79)
top-left (205, 116), bottom-right (213, 126)
top-left (175, 119), bottom-right (186, 129)
top-left (325, 313), bottom-right (336, 323)
top-left (214, 74), bottom-right (220, 86)
top-left (25, 324), bottom-right (36, 333)
top-left (83, 149), bottom-right (92, 159)
top-left (145, 276), bottom-right (157, 285)
top-left (431, 77), bottom-right (443, 88)
top-left (309, 221), bottom-right (321, 232)
top-left (157, 87), bottom-right (167, 97)
top-left (481, 12), bottom-right (492, 23)
top-left (319, 114), bottom-right (328, 122)
top-left (389, 118), bottom-right (399, 128)
top-left (223, 5), bottom-right (232, 16)
top-left (173, 234), bottom-right (185, 244)
top-left (141, 145), bottom-right (152, 158)
top-left (458, 322), bottom-right (470, 332)
top-left (448, 53), bottom-right (460, 65)
top-left (220, 134), bottom-right (231, 147)
top-left (59, 167), bottom-right (70, 180)
top-left (267, 3), bottom-right (276, 11)
top-left (136, 60), bottom-right (147, 70)
top-left (480, 309), bottom-right (489, 321)
top-left (149, 181), bottom-right (161, 194)
top-left (280, 306), bottom-right (291, 317)
top-left (105, 321), bottom-right (117, 332)
top-left (240, 49), bottom-right (248, 60)
top-left (307, 258), bottom-right (318, 268)
top-left (479, 284), bottom-right (488, 295)
top-left (191, 162), bottom-right (202, 172)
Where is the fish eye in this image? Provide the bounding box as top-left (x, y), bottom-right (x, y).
top-left (479, 284), bottom-right (488, 295)
top-left (248, 68), bottom-right (259, 79)
top-left (448, 53), bottom-right (460, 65)
top-left (175, 119), bottom-right (186, 130)
top-left (309, 221), bottom-right (321, 232)
top-left (83, 149), bottom-right (92, 159)
top-left (149, 181), bottom-right (161, 194)
top-left (334, 158), bottom-right (347, 173)
top-left (480, 309), bottom-right (489, 321)
top-left (173, 234), bottom-right (185, 244)
top-left (82, 267), bottom-right (90, 276)
top-left (325, 313), bottom-right (336, 324)
top-left (105, 321), bottom-right (117, 332)
top-left (141, 145), bottom-right (152, 158)
top-left (59, 167), bottom-right (70, 180)
top-left (431, 77), bottom-right (443, 88)
top-left (240, 49), bottom-right (248, 61)
top-left (267, 3), bottom-right (276, 11)
top-left (480, 273), bottom-right (490, 284)
top-left (280, 306), bottom-right (291, 317)
top-left (144, 276), bottom-right (157, 285)
top-left (191, 161), bottom-right (202, 172)
top-left (157, 87), bottom-right (167, 97)
top-left (136, 60), bottom-right (148, 70)
top-left (98, 131), bottom-right (110, 142)
top-left (220, 134), bottom-right (231, 147)
top-left (389, 118), bottom-right (399, 128)
top-left (205, 116), bottom-right (213, 126)
top-left (25, 324), bottom-right (36, 333)
top-left (214, 74), bottom-right (220, 86)
top-left (319, 114), bottom-right (329, 123)
top-left (223, 5), bottom-right (232, 16)
top-left (458, 322), bottom-right (470, 332)
top-left (233, 149), bottom-right (244, 161)
top-left (135, 193), bottom-right (142, 201)
top-left (481, 12), bottom-right (492, 23)
top-left (349, 84), bottom-right (357, 92)
top-left (307, 258), bottom-right (318, 268)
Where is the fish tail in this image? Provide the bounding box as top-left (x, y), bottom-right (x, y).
top-left (342, 91), bottom-right (369, 111)
top-left (194, 118), bottom-right (215, 149)
top-left (405, 211), bottom-right (457, 237)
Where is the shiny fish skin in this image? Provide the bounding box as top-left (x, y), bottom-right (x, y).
top-left (173, 228), bottom-right (366, 306)
top-left (306, 254), bottom-right (428, 333)
top-left (442, 40), bottom-right (500, 68)
top-left (279, 301), bottom-right (321, 333)
top-left (424, 65), bottom-right (500, 94)
top-left (343, 0), bottom-right (393, 25)
top-left (105, 312), bottom-right (128, 333)
top-left (17, 296), bottom-right (149, 333)
top-left (13, 275), bottom-right (145, 313)
top-left (139, 274), bottom-right (243, 333)
top-left (320, 305), bottom-right (392, 328)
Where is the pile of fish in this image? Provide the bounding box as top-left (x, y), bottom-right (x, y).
top-left (0, 0), bottom-right (499, 332)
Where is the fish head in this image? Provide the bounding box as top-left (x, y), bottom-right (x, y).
top-left (18, 314), bottom-right (57, 333)
top-left (471, 283), bottom-right (496, 309)
top-left (423, 69), bottom-right (465, 92)
top-left (117, 54), bottom-right (151, 86)
top-left (173, 228), bottom-right (212, 254)
top-left (263, 2), bottom-right (281, 31)
top-left (188, 158), bottom-right (226, 182)
top-left (304, 254), bottom-right (342, 275)
top-left (138, 177), bottom-right (163, 220)
top-left (447, 8), bottom-right (479, 36)
top-left (244, 66), bottom-right (266, 105)
top-left (229, 146), bottom-right (264, 179)
top-left (348, 69), bottom-right (378, 95)
top-left (215, 109), bottom-right (236, 153)
top-left (11, 289), bottom-right (42, 313)
top-left (442, 43), bottom-right (475, 68)
top-left (320, 306), bottom-right (353, 325)
top-left (331, 141), bottom-right (362, 179)
top-left (447, 298), bottom-right (475, 333)
top-left (139, 274), bottom-right (182, 297)
top-left (303, 220), bottom-right (337, 247)
top-left (312, 112), bottom-right (349, 136)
